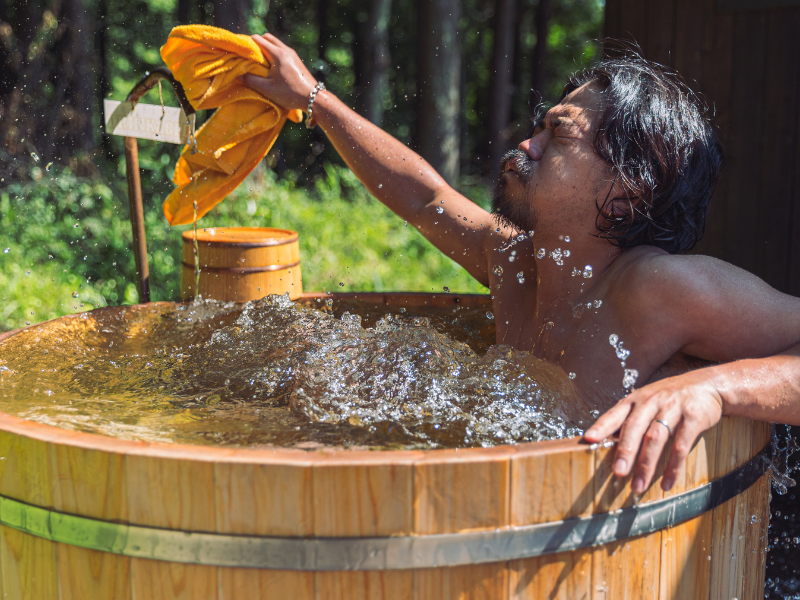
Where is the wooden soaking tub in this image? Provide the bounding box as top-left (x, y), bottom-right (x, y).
top-left (0, 293), bottom-right (771, 600)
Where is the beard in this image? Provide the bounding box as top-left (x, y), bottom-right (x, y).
top-left (491, 150), bottom-right (539, 233)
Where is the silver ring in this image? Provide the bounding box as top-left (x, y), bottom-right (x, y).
top-left (654, 419), bottom-right (672, 435)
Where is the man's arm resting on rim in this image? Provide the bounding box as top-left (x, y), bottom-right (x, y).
top-left (585, 346), bottom-right (800, 493)
top-left (241, 33), bottom-right (497, 286)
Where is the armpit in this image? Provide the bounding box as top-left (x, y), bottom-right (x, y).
top-left (646, 352), bottom-right (716, 385)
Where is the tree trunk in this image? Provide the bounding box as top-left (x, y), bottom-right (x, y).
top-left (318, 0), bottom-right (330, 60)
top-left (486, 0), bottom-right (517, 174)
top-left (178, 0), bottom-right (192, 25)
top-left (416, 0), bottom-right (461, 185)
top-left (531, 0), bottom-right (551, 99)
top-left (95, 0), bottom-right (113, 158)
top-left (356, 0), bottom-right (393, 126)
top-left (213, 0), bottom-right (247, 33)
top-left (58, 0), bottom-right (95, 156)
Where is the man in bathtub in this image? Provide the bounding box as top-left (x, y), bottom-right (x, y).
top-left (240, 33), bottom-right (800, 496)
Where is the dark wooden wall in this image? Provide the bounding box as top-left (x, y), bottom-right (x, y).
top-left (604, 0), bottom-right (800, 296)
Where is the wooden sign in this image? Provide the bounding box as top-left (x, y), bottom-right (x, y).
top-left (104, 99), bottom-right (195, 145)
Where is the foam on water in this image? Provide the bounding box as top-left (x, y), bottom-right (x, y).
top-left (0, 295), bottom-right (587, 449)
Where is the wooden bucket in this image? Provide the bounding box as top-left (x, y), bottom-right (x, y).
top-left (0, 293), bottom-right (772, 600)
top-left (181, 227), bottom-right (302, 302)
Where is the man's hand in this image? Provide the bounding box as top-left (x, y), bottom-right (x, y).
top-left (242, 33), bottom-right (318, 111)
top-left (584, 369), bottom-right (724, 494)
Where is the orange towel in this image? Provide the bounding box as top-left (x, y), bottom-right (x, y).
top-left (160, 25), bottom-right (303, 225)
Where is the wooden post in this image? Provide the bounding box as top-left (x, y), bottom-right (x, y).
top-left (123, 136), bottom-right (150, 303)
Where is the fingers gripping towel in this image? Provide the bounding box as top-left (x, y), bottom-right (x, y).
top-left (160, 25), bottom-right (303, 225)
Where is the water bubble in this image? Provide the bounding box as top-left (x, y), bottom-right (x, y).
top-left (568, 372), bottom-right (576, 380)
top-left (582, 266), bottom-right (593, 278)
top-left (593, 300), bottom-right (603, 308)
top-left (443, 286), bottom-right (450, 293)
top-left (516, 272), bottom-right (525, 284)
top-left (622, 369), bottom-right (639, 390)
top-left (536, 248), bottom-right (545, 259)
top-left (436, 206), bottom-right (444, 214)
top-left (609, 334), bottom-right (619, 346)
top-left (563, 249), bottom-right (571, 258)
top-left (72, 292), bottom-right (79, 299)
top-left (493, 265), bottom-right (503, 276)
top-left (486, 311), bottom-right (494, 320)
top-left (564, 236), bottom-right (571, 242)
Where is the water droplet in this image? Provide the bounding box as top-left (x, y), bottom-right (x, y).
top-left (73, 224), bottom-right (78, 228)
top-left (545, 321), bottom-right (554, 330)
top-left (72, 291), bottom-right (79, 298)
top-left (593, 300), bottom-right (603, 308)
top-left (493, 265), bottom-right (503, 276)
top-left (536, 248), bottom-right (545, 259)
top-left (582, 265), bottom-right (593, 278)
top-left (45, 162), bottom-right (52, 171)
top-left (563, 249), bottom-right (571, 258)
top-left (339, 282), bottom-right (344, 287)
top-left (751, 515), bottom-right (759, 524)
top-left (325, 298), bottom-right (333, 307)
top-left (378, 184), bottom-right (383, 188)
top-left (616, 346), bottom-right (630, 361)
top-left (622, 369), bottom-right (639, 390)
top-left (25, 269), bottom-right (30, 275)
top-left (443, 286), bottom-right (450, 293)
top-left (516, 272), bottom-right (525, 284)
top-left (568, 372), bottom-right (576, 380)
top-left (404, 220), bottom-right (408, 226)
top-left (436, 206), bottom-right (444, 214)
top-left (30, 152), bottom-right (39, 162)
top-left (564, 236), bottom-right (571, 242)
top-left (609, 334), bottom-right (619, 346)
top-left (549, 248), bottom-right (564, 266)
top-left (571, 267), bottom-right (581, 277)
top-left (486, 311), bottom-right (494, 320)
top-left (590, 409), bottom-right (600, 418)
top-left (3, 248), bottom-right (8, 254)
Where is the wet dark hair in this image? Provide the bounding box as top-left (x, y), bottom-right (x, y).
top-left (558, 48), bottom-right (722, 254)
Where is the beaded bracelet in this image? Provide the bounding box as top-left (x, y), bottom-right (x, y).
top-left (305, 82), bottom-right (326, 130)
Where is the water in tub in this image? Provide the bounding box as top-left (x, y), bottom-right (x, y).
top-left (0, 294), bottom-right (592, 449)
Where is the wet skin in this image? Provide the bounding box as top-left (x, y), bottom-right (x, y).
top-left (242, 33), bottom-right (800, 494)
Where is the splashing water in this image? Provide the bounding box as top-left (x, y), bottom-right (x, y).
top-left (0, 296), bottom-right (588, 450)
top-left (493, 265), bottom-right (503, 276)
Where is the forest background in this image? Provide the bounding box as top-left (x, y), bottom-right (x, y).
top-left (0, 0), bottom-right (602, 331)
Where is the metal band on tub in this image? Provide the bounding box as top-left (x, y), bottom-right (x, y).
top-left (0, 448), bottom-right (770, 571)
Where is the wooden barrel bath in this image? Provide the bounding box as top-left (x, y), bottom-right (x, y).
top-left (181, 227), bottom-right (302, 302)
top-left (0, 293), bottom-right (772, 600)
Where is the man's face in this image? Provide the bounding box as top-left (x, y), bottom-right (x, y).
top-left (492, 83), bottom-right (614, 237)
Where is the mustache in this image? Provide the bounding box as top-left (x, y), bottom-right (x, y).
top-left (499, 149), bottom-right (535, 180)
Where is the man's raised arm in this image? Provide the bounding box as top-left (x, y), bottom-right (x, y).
top-left (241, 33), bottom-right (500, 286)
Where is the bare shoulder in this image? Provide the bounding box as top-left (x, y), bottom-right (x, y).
top-left (610, 246), bottom-right (800, 360)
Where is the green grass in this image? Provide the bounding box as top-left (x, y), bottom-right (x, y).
top-left (0, 160), bottom-right (491, 332)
